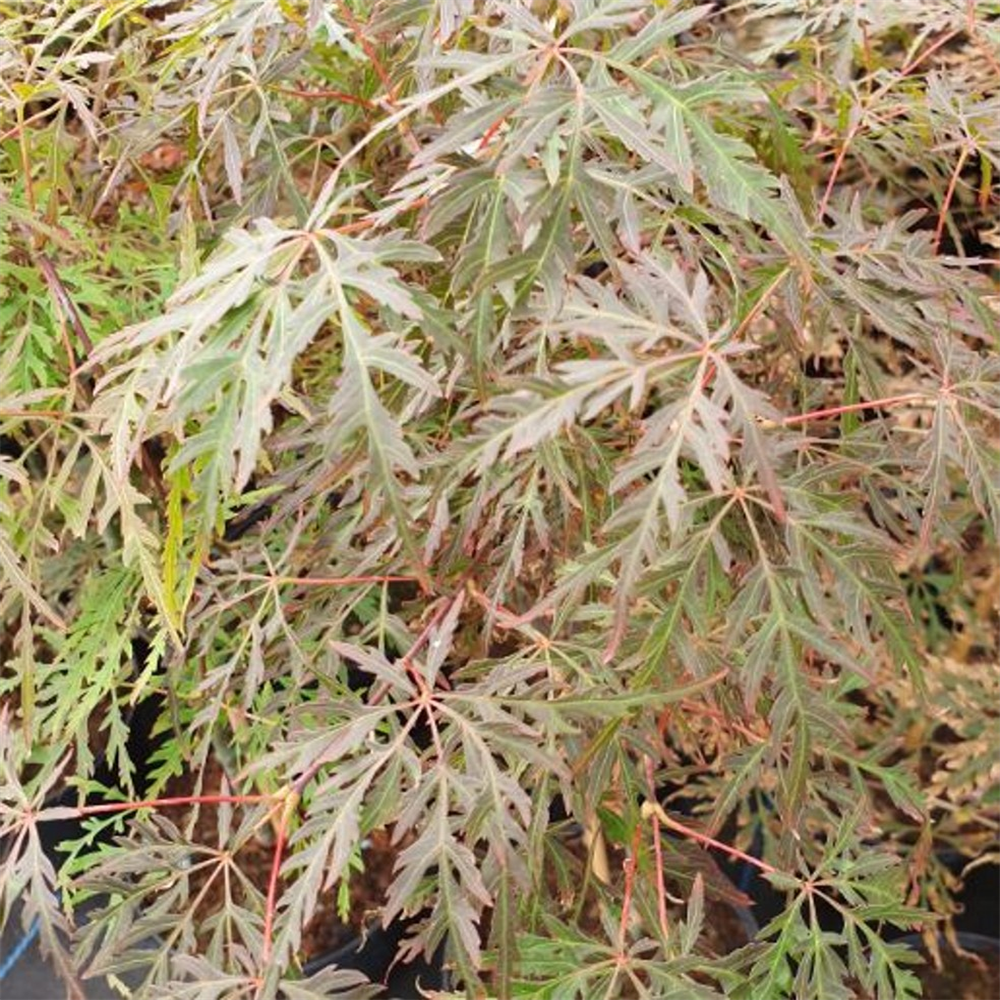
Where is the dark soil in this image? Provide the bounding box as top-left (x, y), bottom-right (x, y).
top-left (160, 755), bottom-right (399, 962)
top-left (916, 942), bottom-right (1000, 1000)
top-left (300, 829), bottom-right (400, 959)
top-left (700, 897), bottom-right (755, 955)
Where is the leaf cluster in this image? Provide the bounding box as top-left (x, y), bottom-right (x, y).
top-left (1, 2), bottom-right (998, 998)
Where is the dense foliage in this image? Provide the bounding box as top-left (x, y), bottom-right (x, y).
top-left (1, 1), bottom-right (998, 997)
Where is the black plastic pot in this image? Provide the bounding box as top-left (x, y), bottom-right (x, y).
top-left (897, 930), bottom-right (1000, 953)
top-left (896, 930), bottom-right (1000, 1000)
top-left (734, 841), bottom-right (1000, 945)
top-left (726, 849), bottom-right (999, 1000)
top-left (934, 853), bottom-right (1000, 942)
top-left (2, 682), bottom-right (449, 998)
top-left (302, 920), bottom-right (448, 999)
top-left (0, 681), bottom-right (167, 998)
top-left (1, 883), bottom-right (446, 999)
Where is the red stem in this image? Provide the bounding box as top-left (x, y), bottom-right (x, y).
top-left (336, 0), bottom-right (394, 99)
top-left (477, 114), bottom-right (507, 150)
top-left (72, 793), bottom-right (272, 816)
top-left (371, 585), bottom-right (466, 702)
top-left (333, 0), bottom-right (422, 152)
top-left (617, 825), bottom-right (642, 954)
top-left (253, 573), bottom-right (415, 588)
top-left (657, 808), bottom-right (776, 875)
top-left (327, 196), bottom-right (428, 236)
top-left (818, 29), bottom-right (961, 218)
top-left (780, 393), bottom-right (922, 426)
top-left (269, 84), bottom-right (374, 110)
top-left (818, 120), bottom-right (861, 219)
top-left (53, 785), bottom-right (300, 972)
top-left (644, 758), bottom-right (670, 943)
top-left (933, 145), bottom-right (970, 254)
top-left (260, 796), bottom-right (295, 966)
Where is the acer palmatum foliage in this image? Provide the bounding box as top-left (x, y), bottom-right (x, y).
top-left (1, 2), bottom-right (998, 998)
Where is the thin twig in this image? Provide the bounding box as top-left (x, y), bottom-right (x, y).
top-left (0, 408), bottom-right (78, 420)
top-left (267, 84), bottom-right (374, 110)
top-left (380, 585), bottom-right (466, 698)
top-left (0, 103), bottom-right (60, 145)
top-left (71, 793), bottom-right (273, 816)
top-left (730, 267), bottom-right (792, 345)
top-left (818, 28), bottom-right (962, 218)
top-left (642, 800), bottom-right (778, 875)
top-left (334, 0), bottom-right (420, 155)
top-left (261, 790), bottom-right (300, 965)
top-left (324, 195), bottom-right (429, 236)
top-left (774, 392), bottom-right (924, 427)
top-left (644, 757), bottom-right (670, 944)
top-left (617, 825), bottom-right (642, 955)
top-left (235, 572), bottom-right (416, 588)
top-left (17, 107), bottom-right (36, 217)
top-left (933, 144), bottom-right (970, 254)
top-left (35, 254), bottom-right (95, 386)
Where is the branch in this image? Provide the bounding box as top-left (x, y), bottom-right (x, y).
top-left (261, 789), bottom-right (300, 966)
top-left (818, 28), bottom-right (962, 218)
top-left (267, 84), bottom-right (374, 110)
top-left (644, 757), bottom-right (670, 943)
top-left (933, 144), bottom-right (971, 254)
top-left (36, 254), bottom-right (95, 360)
top-left (774, 393), bottom-right (924, 427)
top-left (641, 800), bottom-right (779, 876)
top-left (69, 793), bottom-right (273, 816)
top-left (246, 573), bottom-right (416, 588)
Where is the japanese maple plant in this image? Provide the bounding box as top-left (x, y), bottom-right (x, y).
top-left (1, 1), bottom-right (998, 998)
